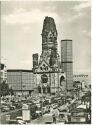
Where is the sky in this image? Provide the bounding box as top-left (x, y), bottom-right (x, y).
top-left (1, 1), bottom-right (91, 74)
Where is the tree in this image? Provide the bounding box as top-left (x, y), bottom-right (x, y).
top-left (0, 81), bottom-right (9, 96)
top-left (1, 63), bottom-right (4, 70)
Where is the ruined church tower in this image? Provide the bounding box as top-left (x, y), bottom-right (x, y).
top-left (40, 16), bottom-right (59, 68)
top-left (33, 16), bottom-right (68, 95)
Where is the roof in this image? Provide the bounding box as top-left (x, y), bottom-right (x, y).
top-left (61, 39), bottom-right (72, 41)
top-left (73, 74), bottom-right (88, 77)
top-left (7, 69), bottom-right (33, 72)
top-left (38, 58), bottom-right (50, 68)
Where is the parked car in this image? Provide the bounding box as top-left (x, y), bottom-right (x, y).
top-left (9, 105), bottom-right (16, 110)
top-left (35, 110), bottom-right (42, 117)
top-left (8, 120), bottom-right (19, 124)
top-left (17, 120), bottom-right (26, 125)
top-left (51, 103), bottom-right (58, 109)
top-left (31, 112), bottom-right (38, 119)
top-left (30, 105), bottom-right (38, 119)
top-left (42, 106), bottom-right (50, 114)
top-left (1, 105), bottom-right (10, 112)
top-left (13, 102), bottom-right (22, 109)
top-left (70, 108), bottom-right (87, 123)
top-left (16, 116), bottom-right (23, 120)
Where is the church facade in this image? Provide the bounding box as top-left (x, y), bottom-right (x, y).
top-left (32, 17), bottom-right (73, 95)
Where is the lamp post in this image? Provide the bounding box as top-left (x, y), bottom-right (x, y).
top-left (0, 66), bottom-right (1, 124)
top-left (20, 71), bottom-right (23, 96)
top-left (41, 79), bottom-right (43, 116)
top-left (41, 73), bottom-right (47, 116)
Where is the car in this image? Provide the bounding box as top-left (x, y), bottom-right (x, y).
top-left (8, 120), bottom-right (19, 124)
top-left (44, 100), bottom-right (49, 105)
top-left (51, 104), bottom-right (58, 109)
top-left (69, 108), bottom-right (87, 123)
top-left (10, 105), bottom-right (16, 110)
top-left (35, 110), bottom-right (42, 117)
top-left (1, 106), bottom-right (10, 112)
top-left (17, 120), bottom-right (26, 124)
top-left (14, 102), bottom-right (22, 109)
top-left (31, 112), bottom-right (38, 119)
top-left (36, 103), bottom-right (40, 108)
top-left (16, 116), bottom-right (26, 124)
top-left (16, 116), bottom-right (23, 120)
top-left (42, 106), bottom-right (50, 114)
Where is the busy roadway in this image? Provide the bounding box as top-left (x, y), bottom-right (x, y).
top-left (0, 91), bottom-right (91, 124)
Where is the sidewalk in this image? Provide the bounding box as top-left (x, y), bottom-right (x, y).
top-left (30, 113), bottom-right (65, 124)
top-left (30, 113), bottom-right (52, 124)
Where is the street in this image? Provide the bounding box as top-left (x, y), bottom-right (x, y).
top-left (0, 108), bottom-right (22, 117)
top-left (0, 90), bottom-right (91, 124)
top-left (30, 113), bottom-right (65, 124)
top-left (0, 108), bottom-right (22, 124)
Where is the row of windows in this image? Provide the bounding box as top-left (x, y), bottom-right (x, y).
top-left (8, 77), bottom-right (34, 80)
top-left (74, 75), bottom-right (88, 77)
top-left (8, 72), bottom-right (33, 75)
top-left (61, 47), bottom-right (72, 52)
top-left (8, 75), bottom-right (34, 78)
top-left (8, 84), bottom-right (35, 87)
top-left (8, 74), bottom-right (33, 77)
top-left (61, 57), bottom-right (72, 60)
top-left (9, 86), bottom-right (35, 90)
top-left (7, 77), bottom-right (34, 80)
top-left (7, 81), bottom-right (34, 84)
top-left (8, 72), bottom-right (21, 75)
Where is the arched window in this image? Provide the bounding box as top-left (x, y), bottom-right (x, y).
top-left (38, 86), bottom-right (41, 93)
top-left (60, 76), bottom-right (65, 86)
top-left (42, 86), bottom-right (46, 93)
top-left (40, 67), bottom-right (42, 70)
top-left (47, 85), bottom-right (51, 93)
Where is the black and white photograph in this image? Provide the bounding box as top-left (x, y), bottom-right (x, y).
top-left (0, 0), bottom-right (91, 124)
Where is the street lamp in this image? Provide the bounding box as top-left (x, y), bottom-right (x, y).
top-left (20, 71), bottom-right (23, 96)
top-left (41, 79), bottom-right (44, 116)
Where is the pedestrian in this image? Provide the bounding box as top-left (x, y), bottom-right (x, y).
top-left (64, 115), bottom-right (68, 123)
top-left (86, 114), bottom-right (91, 124)
top-left (68, 114), bottom-right (71, 123)
top-left (51, 107), bottom-right (56, 124)
top-left (55, 108), bottom-right (59, 122)
top-left (52, 107), bottom-right (59, 124)
top-left (50, 106), bottom-right (53, 114)
top-left (52, 113), bottom-right (56, 124)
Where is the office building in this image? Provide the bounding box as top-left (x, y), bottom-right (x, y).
top-left (7, 69), bottom-right (35, 95)
top-left (61, 39), bottom-right (73, 91)
top-left (0, 63), bottom-right (7, 83)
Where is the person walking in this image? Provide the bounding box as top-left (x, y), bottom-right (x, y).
top-left (64, 115), bottom-right (68, 123)
top-left (51, 107), bottom-right (59, 124)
